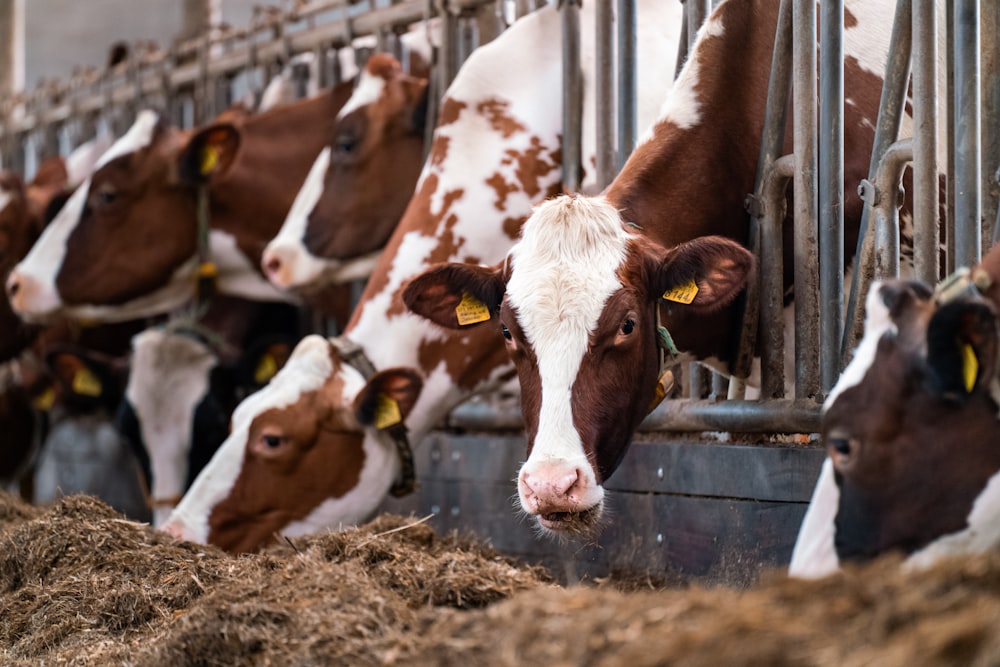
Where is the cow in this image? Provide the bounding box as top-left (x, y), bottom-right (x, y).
top-left (402, 0), bottom-right (925, 535)
top-left (115, 298), bottom-right (301, 527)
top-left (790, 244), bottom-right (1000, 578)
top-left (161, 0), bottom-right (683, 553)
top-left (261, 52), bottom-right (429, 291)
top-left (5, 80), bottom-right (357, 325)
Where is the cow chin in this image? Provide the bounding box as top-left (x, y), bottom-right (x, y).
top-left (528, 498), bottom-right (605, 540)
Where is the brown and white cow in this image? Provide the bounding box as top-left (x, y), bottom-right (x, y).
top-left (790, 245), bottom-right (1000, 578)
top-left (261, 53), bottom-right (429, 290)
top-left (161, 0), bottom-right (682, 552)
top-left (403, 0), bottom-right (923, 534)
top-left (6, 81), bottom-right (355, 324)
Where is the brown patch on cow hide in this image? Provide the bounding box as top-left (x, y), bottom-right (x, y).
top-left (416, 325), bottom-right (510, 391)
top-left (476, 99), bottom-right (527, 138)
top-left (437, 98), bottom-right (468, 128)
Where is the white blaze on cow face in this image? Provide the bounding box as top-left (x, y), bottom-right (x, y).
top-left (508, 196), bottom-right (630, 526)
top-left (262, 147), bottom-right (332, 289)
top-left (789, 282), bottom-right (898, 578)
top-left (127, 328), bottom-right (216, 527)
top-left (6, 111), bottom-right (161, 320)
top-left (336, 66), bottom-right (387, 120)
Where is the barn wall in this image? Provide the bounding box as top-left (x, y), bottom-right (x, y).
top-left (381, 432), bottom-right (825, 587)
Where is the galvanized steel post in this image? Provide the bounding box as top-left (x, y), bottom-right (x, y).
top-left (595, 0), bottom-right (617, 189)
top-left (953, 0), bottom-right (981, 268)
top-left (818, 0), bottom-right (843, 394)
top-left (561, 0), bottom-right (582, 193)
top-left (912, 0), bottom-right (940, 284)
top-left (616, 0), bottom-right (636, 169)
top-left (792, 0), bottom-right (819, 399)
top-left (984, 0), bottom-right (1000, 246)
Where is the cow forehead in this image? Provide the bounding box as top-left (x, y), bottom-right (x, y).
top-left (823, 281), bottom-right (898, 411)
top-left (96, 109), bottom-right (160, 169)
top-left (507, 196), bottom-right (628, 391)
top-left (337, 68), bottom-right (386, 120)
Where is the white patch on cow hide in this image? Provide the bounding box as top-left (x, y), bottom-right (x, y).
top-left (905, 469), bottom-right (1000, 570)
top-left (507, 196), bottom-right (627, 499)
top-left (65, 132), bottom-right (113, 189)
top-left (263, 147), bottom-right (332, 289)
top-left (651, 9), bottom-right (724, 134)
top-left (337, 67), bottom-right (386, 120)
top-left (165, 335), bottom-right (336, 544)
top-left (0, 188), bottom-right (11, 216)
top-left (96, 110), bottom-right (160, 168)
top-left (209, 230), bottom-right (300, 304)
top-left (822, 280), bottom-right (896, 410)
top-left (788, 458), bottom-right (841, 578)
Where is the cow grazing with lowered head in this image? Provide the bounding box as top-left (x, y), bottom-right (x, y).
top-left (161, 0), bottom-right (683, 553)
top-left (262, 53), bottom-right (429, 290)
top-left (6, 80), bottom-right (356, 325)
top-left (403, 0), bottom-right (936, 535)
top-left (790, 244), bottom-right (1000, 578)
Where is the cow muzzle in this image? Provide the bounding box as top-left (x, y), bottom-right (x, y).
top-left (5, 269), bottom-right (63, 321)
top-left (518, 458), bottom-right (604, 535)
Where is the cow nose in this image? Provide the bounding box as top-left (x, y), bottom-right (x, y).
top-left (522, 464), bottom-right (581, 502)
top-left (263, 254), bottom-right (282, 277)
top-left (160, 518), bottom-right (186, 540)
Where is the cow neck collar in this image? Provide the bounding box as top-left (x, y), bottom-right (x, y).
top-left (328, 335), bottom-right (417, 497)
top-left (648, 306), bottom-right (680, 414)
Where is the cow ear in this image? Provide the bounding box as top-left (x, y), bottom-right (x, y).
top-left (177, 123), bottom-right (240, 185)
top-left (353, 368), bottom-right (423, 430)
top-left (652, 236), bottom-right (754, 313)
top-left (926, 299), bottom-right (999, 400)
top-left (403, 262), bottom-right (506, 330)
top-left (46, 350), bottom-right (107, 401)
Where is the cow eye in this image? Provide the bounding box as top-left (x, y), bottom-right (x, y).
top-left (826, 431), bottom-right (859, 468)
top-left (621, 318), bottom-right (635, 335)
top-left (95, 187), bottom-right (117, 206)
top-left (501, 324), bottom-right (512, 341)
top-left (333, 134), bottom-right (357, 156)
top-left (829, 437), bottom-right (851, 455)
top-left (262, 434), bottom-right (283, 448)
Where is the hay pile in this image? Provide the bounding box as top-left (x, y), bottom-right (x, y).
top-left (0, 491), bottom-right (550, 666)
top-left (4, 490), bottom-right (1000, 666)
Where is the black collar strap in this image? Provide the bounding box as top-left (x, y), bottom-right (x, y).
top-left (329, 336), bottom-right (417, 497)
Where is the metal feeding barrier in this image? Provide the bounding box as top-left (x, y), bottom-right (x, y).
top-left (3, 0), bottom-right (999, 438)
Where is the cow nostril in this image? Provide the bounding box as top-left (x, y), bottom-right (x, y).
top-left (6, 277), bottom-right (19, 298)
top-left (264, 257), bottom-right (282, 275)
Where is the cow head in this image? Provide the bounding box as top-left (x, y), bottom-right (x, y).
top-left (161, 334), bottom-right (423, 553)
top-left (404, 195), bottom-right (753, 535)
top-left (262, 53), bottom-right (429, 290)
top-left (814, 279), bottom-right (1000, 567)
top-left (6, 110), bottom-right (241, 323)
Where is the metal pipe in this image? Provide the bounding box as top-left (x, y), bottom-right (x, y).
top-left (818, 0), bottom-right (843, 394)
top-left (733, 0), bottom-right (792, 390)
top-left (912, 0), bottom-right (939, 283)
top-left (792, 0), bottom-right (819, 399)
top-left (438, 3), bottom-right (461, 92)
top-left (595, 0), bottom-right (617, 189)
top-left (841, 0), bottom-right (912, 360)
top-left (953, 0), bottom-right (982, 267)
top-left (686, 0), bottom-right (711, 50)
top-left (446, 398), bottom-right (823, 435)
top-left (864, 139), bottom-right (914, 279)
top-left (616, 0), bottom-right (636, 168)
top-left (757, 154), bottom-right (796, 399)
top-left (983, 0), bottom-right (1000, 246)
top-left (561, 0), bottom-right (582, 193)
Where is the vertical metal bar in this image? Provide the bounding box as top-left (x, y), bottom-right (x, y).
top-left (616, 0), bottom-right (636, 169)
top-left (841, 0), bottom-right (912, 359)
top-left (595, 0), bottom-right (617, 189)
top-left (983, 0), bottom-right (1000, 247)
top-left (674, 13), bottom-right (688, 79)
top-left (912, 0), bottom-right (939, 283)
top-left (946, 0), bottom-right (956, 274)
top-left (439, 4), bottom-right (461, 91)
top-left (954, 0), bottom-right (981, 267)
top-left (686, 0), bottom-right (710, 50)
top-left (792, 0), bottom-right (819, 399)
top-left (818, 0), bottom-right (843, 393)
top-left (561, 0), bottom-right (582, 193)
top-left (734, 0), bottom-right (792, 393)
top-left (871, 140), bottom-right (914, 280)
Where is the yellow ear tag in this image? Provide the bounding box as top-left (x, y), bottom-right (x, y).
top-left (663, 279), bottom-right (699, 305)
top-left (254, 353), bottom-right (278, 384)
top-left (455, 292), bottom-right (491, 326)
top-left (962, 343), bottom-right (979, 393)
top-left (373, 393), bottom-right (402, 430)
top-left (200, 146), bottom-right (220, 176)
top-left (647, 370), bottom-right (675, 413)
top-left (72, 367), bottom-right (102, 397)
top-left (32, 386), bottom-right (55, 412)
